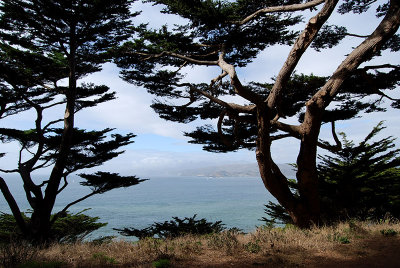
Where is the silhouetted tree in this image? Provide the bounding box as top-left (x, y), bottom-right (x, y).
top-left (115, 0), bottom-right (400, 227)
top-left (0, 0), bottom-right (144, 243)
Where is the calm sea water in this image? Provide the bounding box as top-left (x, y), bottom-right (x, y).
top-left (0, 176), bottom-right (275, 239)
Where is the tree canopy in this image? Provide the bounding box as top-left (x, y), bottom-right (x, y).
top-left (0, 0), bottom-right (144, 243)
top-left (115, 0), bottom-right (400, 227)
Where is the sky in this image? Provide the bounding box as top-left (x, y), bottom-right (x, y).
top-left (1, 1), bottom-right (399, 177)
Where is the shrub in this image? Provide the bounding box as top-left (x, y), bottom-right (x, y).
top-left (0, 210), bottom-right (106, 244)
top-left (380, 229), bottom-right (398, 236)
top-left (115, 214), bottom-right (225, 239)
top-left (152, 258), bottom-right (171, 268)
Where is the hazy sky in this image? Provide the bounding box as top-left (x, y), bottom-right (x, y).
top-left (1, 1), bottom-right (399, 177)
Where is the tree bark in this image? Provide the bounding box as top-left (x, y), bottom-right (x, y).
top-left (29, 20), bottom-right (78, 243)
top-left (292, 0), bottom-right (400, 227)
top-left (255, 0), bottom-right (400, 228)
top-left (0, 177), bottom-right (28, 235)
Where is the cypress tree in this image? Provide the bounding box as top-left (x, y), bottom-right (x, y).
top-left (0, 0), bottom-right (144, 243)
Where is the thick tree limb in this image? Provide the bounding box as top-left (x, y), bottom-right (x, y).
top-left (307, 0), bottom-right (400, 110)
top-left (235, 0), bottom-right (325, 26)
top-left (271, 120), bottom-right (301, 137)
top-left (0, 176), bottom-right (28, 235)
top-left (189, 85), bottom-right (256, 113)
top-left (267, 0), bottom-right (338, 110)
top-left (217, 51), bottom-right (263, 104)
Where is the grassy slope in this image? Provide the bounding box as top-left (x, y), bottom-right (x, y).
top-left (2, 221), bottom-right (400, 267)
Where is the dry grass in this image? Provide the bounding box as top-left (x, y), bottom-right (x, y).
top-left (1, 220), bottom-right (400, 267)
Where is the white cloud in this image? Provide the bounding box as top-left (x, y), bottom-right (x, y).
top-left (1, 3), bottom-right (399, 179)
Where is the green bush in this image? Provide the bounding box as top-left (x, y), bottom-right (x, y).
top-left (0, 210), bottom-right (106, 244)
top-left (115, 214), bottom-right (225, 239)
top-left (152, 258), bottom-right (171, 268)
top-left (92, 252), bottom-right (117, 265)
top-left (380, 229), bottom-right (398, 236)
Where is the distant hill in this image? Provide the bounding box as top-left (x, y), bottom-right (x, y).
top-left (178, 162), bottom-right (296, 178)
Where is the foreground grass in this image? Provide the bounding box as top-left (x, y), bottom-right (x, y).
top-left (2, 221), bottom-right (400, 268)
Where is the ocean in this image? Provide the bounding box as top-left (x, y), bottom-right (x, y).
top-left (0, 176), bottom-right (276, 239)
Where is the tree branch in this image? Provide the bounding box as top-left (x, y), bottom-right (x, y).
top-left (136, 51), bottom-right (219, 66)
top-left (267, 0), bottom-right (338, 111)
top-left (52, 190), bottom-right (98, 224)
top-left (57, 175), bottom-right (68, 194)
top-left (217, 51), bottom-right (263, 104)
top-left (331, 121), bottom-right (342, 149)
top-left (271, 120), bottom-right (301, 138)
top-left (235, 0), bottom-right (325, 25)
top-left (360, 64), bottom-right (399, 71)
top-left (189, 85), bottom-right (256, 113)
top-left (307, 0), bottom-right (400, 109)
top-left (345, 33), bottom-right (369, 38)
top-left (0, 176), bottom-right (28, 235)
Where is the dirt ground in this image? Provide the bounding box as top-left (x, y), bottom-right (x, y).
top-left (172, 235), bottom-right (400, 268)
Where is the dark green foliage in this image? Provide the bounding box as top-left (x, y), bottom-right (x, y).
top-left (311, 25), bottom-right (347, 51)
top-left (115, 215), bottom-right (225, 239)
top-left (262, 122), bottom-right (400, 225)
top-left (380, 229), bottom-right (397, 236)
top-left (0, 211), bottom-right (106, 244)
top-left (79, 172), bottom-right (146, 194)
top-left (152, 259), bottom-right (171, 268)
top-left (49, 211), bottom-right (107, 243)
top-left (115, 1), bottom-right (400, 154)
top-left (115, 1), bottom-right (399, 227)
top-left (0, 0), bottom-right (142, 243)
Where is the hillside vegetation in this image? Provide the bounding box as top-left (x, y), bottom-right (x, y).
top-left (2, 220), bottom-right (399, 267)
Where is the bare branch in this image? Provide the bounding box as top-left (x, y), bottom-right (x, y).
top-left (0, 168), bottom-right (19, 173)
top-left (43, 100), bottom-right (66, 110)
top-left (57, 175), bottom-right (68, 194)
top-left (217, 51), bottom-right (263, 104)
top-left (53, 191), bottom-right (98, 224)
top-left (0, 177), bottom-right (28, 234)
top-left (44, 119), bottom-right (64, 130)
top-left (271, 133), bottom-right (293, 141)
top-left (331, 121), bottom-right (342, 150)
top-left (37, 180), bottom-right (49, 188)
top-left (136, 51), bottom-right (219, 66)
top-left (210, 71), bottom-right (228, 87)
top-left (190, 85), bottom-right (256, 113)
top-left (345, 33), bottom-right (369, 38)
top-left (360, 64), bottom-right (400, 71)
top-left (271, 120), bottom-right (301, 137)
top-left (235, 0), bottom-right (325, 26)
